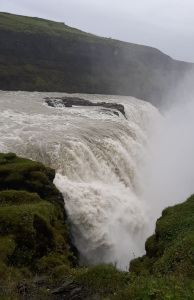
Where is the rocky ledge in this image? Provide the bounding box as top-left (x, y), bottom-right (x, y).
top-left (45, 96), bottom-right (126, 117)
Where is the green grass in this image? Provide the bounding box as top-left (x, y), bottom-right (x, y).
top-left (72, 264), bottom-right (126, 296)
top-left (70, 263), bottom-right (194, 299)
top-left (0, 12), bottom-right (97, 41)
top-left (112, 273), bottom-right (194, 300)
top-left (0, 190), bottom-right (42, 205)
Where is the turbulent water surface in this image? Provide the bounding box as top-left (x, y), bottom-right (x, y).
top-left (0, 90), bottom-right (184, 269)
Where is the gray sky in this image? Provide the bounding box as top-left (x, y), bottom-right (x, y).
top-left (1, 0), bottom-right (194, 62)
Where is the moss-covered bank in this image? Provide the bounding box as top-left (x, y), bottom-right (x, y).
top-left (130, 195), bottom-right (194, 277)
top-left (0, 153), bottom-right (76, 299)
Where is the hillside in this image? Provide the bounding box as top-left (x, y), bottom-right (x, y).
top-left (0, 12), bottom-right (193, 106)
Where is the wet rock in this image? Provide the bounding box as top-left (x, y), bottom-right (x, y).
top-left (101, 103), bottom-right (125, 116)
top-left (65, 102), bottom-right (73, 107)
top-left (45, 96), bottom-right (126, 117)
top-left (52, 282), bottom-right (88, 300)
top-left (17, 280), bottom-right (28, 296)
top-left (100, 108), bottom-right (119, 117)
top-left (52, 281), bottom-right (73, 294)
top-left (70, 287), bottom-right (82, 296)
top-left (33, 277), bottom-right (47, 286)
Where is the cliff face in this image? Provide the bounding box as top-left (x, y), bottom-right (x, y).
top-left (0, 12), bottom-right (193, 106)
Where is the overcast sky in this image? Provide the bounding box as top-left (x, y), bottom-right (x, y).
top-left (1, 0), bottom-right (194, 62)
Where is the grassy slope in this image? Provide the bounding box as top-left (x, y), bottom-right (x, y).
top-left (0, 153), bottom-right (76, 299)
top-left (0, 12), bottom-right (97, 39)
top-left (0, 12), bottom-right (192, 106)
top-left (130, 195), bottom-right (194, 277)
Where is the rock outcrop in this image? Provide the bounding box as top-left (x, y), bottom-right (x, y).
top-left (45, 96), bottom-right (125, 117)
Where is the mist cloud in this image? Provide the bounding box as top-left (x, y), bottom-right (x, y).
top-left (141, 70), bottom-right (194, 236)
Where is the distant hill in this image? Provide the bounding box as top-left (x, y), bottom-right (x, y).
top-left (0, 12), bottom-right (193, 106)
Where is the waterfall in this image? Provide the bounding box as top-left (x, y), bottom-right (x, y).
top-left (0, 91), bottom-right (158, 269)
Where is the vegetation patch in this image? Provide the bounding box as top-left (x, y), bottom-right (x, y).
top-left (130, 195), bottom-right (194, 278)
top-left (0, 153), bottom-right (76, 299)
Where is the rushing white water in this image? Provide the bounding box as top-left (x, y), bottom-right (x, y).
top-left (1, 83), bottom-right (194, 270)
top-left (0, 91), bottom-right (158, 269)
